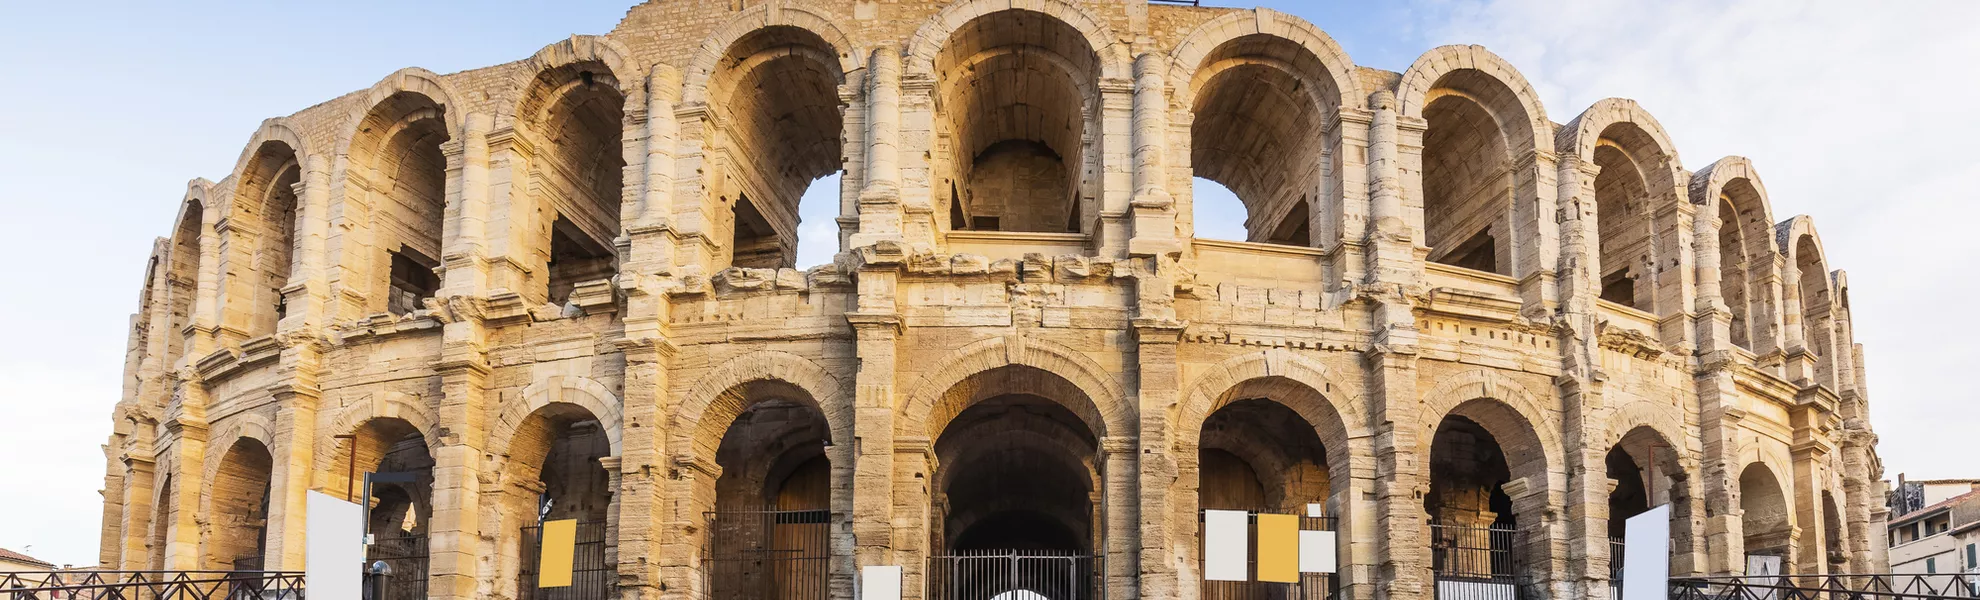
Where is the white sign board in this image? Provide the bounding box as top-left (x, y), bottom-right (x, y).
top-left (1621, 505), bottom-right (1671, 600)
top-left (1203, 510), bottom-right (1250, 581)
top-left (860, 565), bottom-right (902, 600)
top-left (1299, 530), bottom-right (1337, 574)
top-left (305, 491), bottom-right (365, 600)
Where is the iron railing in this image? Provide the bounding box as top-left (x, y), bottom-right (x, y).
top-left (1671, 574), bottom-right (1980, 600)
top-left (367, 533), bottom-right (427, 600)
top-left (928, 550), bottom-right (1101, 600)
top-left (1429, 521), bottom-right (1524, 600)
top-left (1197, 510), bottom-right (1339, 600)
top-left (704, 508), bottom-right (833, 600)
top-left (518, 520), bottom-right (615, 600)
top-left (1611, 538), bottom-right (1626, 600)
top-left (0, 570), bottom-right (302, 600)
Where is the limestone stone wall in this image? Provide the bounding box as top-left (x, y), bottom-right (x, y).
top-left (98, 1), bottom-right (1888, 599)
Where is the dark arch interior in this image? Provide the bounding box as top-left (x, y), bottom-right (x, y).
top-left (1740, 463), bottom-right (1791, 561)
top-left (209, 438), bottom-right (274, 571)
top-left (1189, 34), bottom-right (1337, 245)
top-left (527, 408), bottom-right (612, 523)
top-left (1426, 414), bottom-right (1514, 528)
top-left (1422, 71), bottom-right (1527, 276)
top-left (237, 141), bottom-right (301, 335)
top-left (350, 91), bottom-right (448, 316)
top-left (714, 26), bottom-right (844, 269)
top-left (936, 393), bottom-right (1097, 554)
top-left (1605, 446), bottom-right (1650, 538)
top-left (1592, 139), bottom-right (1652, 308)
top-left (523, 62), bottom-right (625, 305)
top-left (1198, 398), bottom-right (1330, 512)
top-left (937, 9), bottom-right (1095, 234)
top-left (708, 395), bottom-right (833, 600)
top-left (167, 200), bottom-right (203, 361)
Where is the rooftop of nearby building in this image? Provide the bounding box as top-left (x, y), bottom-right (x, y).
top-left (0, 547), bottom-right (55, 569)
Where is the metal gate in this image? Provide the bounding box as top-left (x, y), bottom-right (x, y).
top-left (927, 550), bottom-right (1101, 600)
top-left (366, 533), bottom-right (428, 600)
top-left (1429, 522), bottom-right (1523, 600)
top-left (1197, 511), bottom-right (1339, 600)
top-left (519, 520), bottom-right (616, 600)
top-left (704, 509), bottom-right (832, 600)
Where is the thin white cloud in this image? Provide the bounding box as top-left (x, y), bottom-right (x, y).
top-left (1423, 0), bottom-right (1980, 479)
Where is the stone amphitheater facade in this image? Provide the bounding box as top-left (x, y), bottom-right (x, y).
top-left (96, 1), bottom-right (1890, 599)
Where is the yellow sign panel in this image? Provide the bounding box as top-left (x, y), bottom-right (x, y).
top-left (537, 519), bottom-right (578, 588)
top-left (1255, 514), bottom-right (1300, 583)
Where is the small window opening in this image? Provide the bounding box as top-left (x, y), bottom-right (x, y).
top-left (949, 182), bottom-right (968, 230)
top-left (731, 195), bottom-right (784, 269)
top-left (1443, 230), bottom-right (1497, 273)
top-left (971, 216), bottom-right (1001, 231)
top-left (388, 247), bottom-right (439, 315)
top-left (1601, 269), bottom-right (1636, 307)
top-left (1265, 198), bottom-right (1312, 246)
top-left (547, 215), bottom-right (614, 304)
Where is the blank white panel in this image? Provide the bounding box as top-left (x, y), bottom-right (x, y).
top-left (1299, 530), bottom-right (1337, 574)
top-left (861, 565), bottom-right (902, 600)
top-left (1622, 505), bottom-right (1672, 600)
top-left (304, 491), bottom-right (365, 600)
top-left (1204, 510), bottom-right (1250, 582)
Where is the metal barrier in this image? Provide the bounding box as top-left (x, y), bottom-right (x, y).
top-left (704, 508), bottom-right (833, 600)
top-left (1429, 522), bottom-right (1524, 600)
top-left (1671, 574), bottom-right (1980, 600)
top-left (927, 550), bottom-right (1100, 600)
top-left (367, 534), bottom-right (427, 600)
top-left (518, 520), bottom-right (616, 600)
top-left (0, 570), bottom-right (303, 600)
top-left (1611, 538), bottom-right (1625, 600)
top-left (1197, 511), bottom-right (1339, 600)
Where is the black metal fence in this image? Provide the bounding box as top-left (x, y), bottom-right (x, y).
top-left (518, 521), bottom-right (615, 600)
top-left (0, 570), bottom-right (303, 600)
top-left (704, 508), bottom-right (832, 600)
top-left (1197, 511), bottom-right (1339, 600)
top-left (1671, 574), bottom-right (1980, 600)
top-left (927, 550), bottom-right (1101, 600)
top-left (367, 533), bottom-right (428, 600)
top-left (1429, 522), bottom-right (1524, 600)
top-left (1611, 538), bottom-right (1625, 600)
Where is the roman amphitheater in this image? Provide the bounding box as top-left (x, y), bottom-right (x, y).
top-left (95, 0), bottom-right (1889, 599)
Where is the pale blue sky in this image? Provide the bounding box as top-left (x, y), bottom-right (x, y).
top-left (1, 0), bottom-right (1974, 566)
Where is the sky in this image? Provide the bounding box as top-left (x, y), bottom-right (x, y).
top-left (0, 0), bottom-right (1974, 567)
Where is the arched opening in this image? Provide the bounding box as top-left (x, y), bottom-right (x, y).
top-left (707, 26), bottom-right (845, 270)
top-left (1197, 396), bottom-right (1334, 599)
top-left (1604, 426), bottom-right (1694, 585)
top-left (1191, 179), bottom-right (1250, 242)
top-left (1739, 462), bottom-right (1792, 573)
top-left (1425, 400), bottom-right (1549, 593)
top-left (1822, 491), bottom-right (1846, 571)
top-left (794, 173), bottom-right (843, 269)
top-left (503, 403), bottom-right (615, 600)
top-left (1716, 179), bottom-right (1768, 352)
top-left (206, 437), bottom-right (274, 572)
top-left (149, 475), bottom-right (173, 571)
top-left (347, 92), bottom-right (448, 316)
top-left (1591, 126), bottom-right (1658, 309)
top-left (706, 382), bottom-right (833, 600)
top-left (237, 142), bottom-right (301, 335)
top-left (1421, 71), bottom-right (1531, 276)
top-left (936, 10), bottom-right (1095, 234)
top-left (330, 417), bottom-right (434, 599)
top-left (929, 366), bottom-right (1103, 600)
top-left (518, 63), bottom-right (625, 305)
top-left (167, 200), bottom-right (204, 362)
top-left (1794, 235), bottom-right (1834, 383)
top-left (1187, 35), bottom-right (1340, 246)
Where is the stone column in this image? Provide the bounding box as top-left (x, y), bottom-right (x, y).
top-left (1363, 92), bottom-right (1417, 287)
top-left (427, 109), bottom-right (495, 600)
top-left (162, 412), bottom-right (209, 570)
top-left (1790, 438), bottom-right (1825, 574)
top-left (1132, 317), bottom-right (1181, 600)
top-left (118, 455), bottom-right (157, 571)
top-left (1127, 53), bottom-right (1177, 259)
top-left (263, 376), bottom-right (320, 571)
top-left (1512, 149), bottom-right (1563, 319)
top-left (1100, 435), bottom-right (1140, 599)
top-left (851, 245), bottom-right (906, 593)
top-left (852, 46), bottom-right (903, 249)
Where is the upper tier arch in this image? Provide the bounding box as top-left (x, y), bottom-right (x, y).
top-left (1397, 44), bottom-right (1551, 153)
top-left (902, 0), bottom-right (1131, 81)
top-left (1165, 8), bottom-right (1363, 111)
top-left (332, 67), bottom-right (466, 157)
top-left (679, 1), bottom-right (863, 108)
